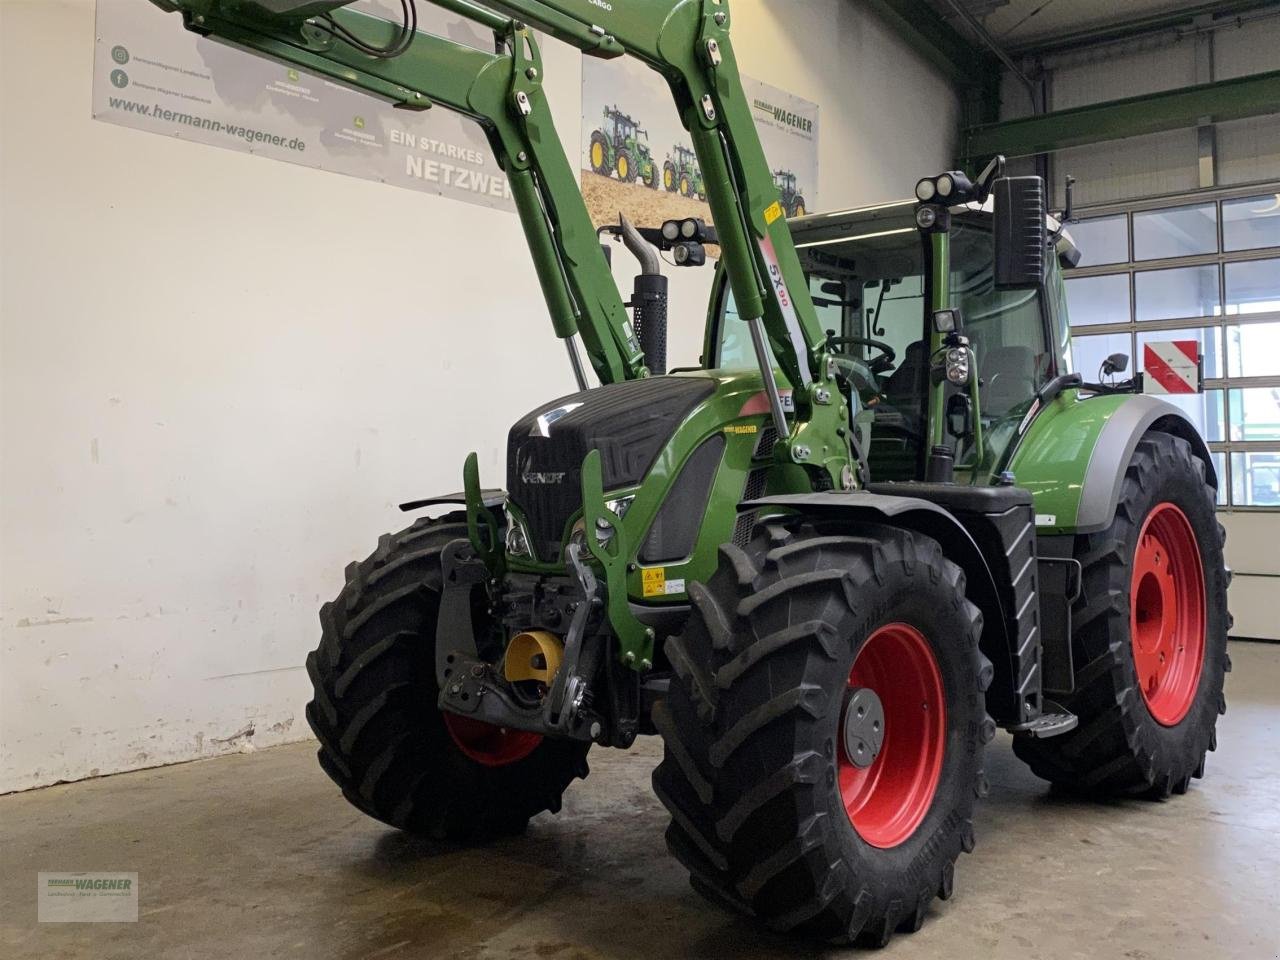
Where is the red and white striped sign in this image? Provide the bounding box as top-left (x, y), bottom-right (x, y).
top-left (1143, 340), bottom-right (1201, 395)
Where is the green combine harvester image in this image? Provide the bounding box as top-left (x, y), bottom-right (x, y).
top-left (664, 142), bottom-right (705, 199)
top-left (590, 104), bottom-right (659, 188)
top-left (152, 0), bottom-right (1231, 946)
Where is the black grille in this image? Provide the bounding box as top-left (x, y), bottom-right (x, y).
top-left (507, 376), bottom-right (716, 561)
top-left (732, 468), bottom-right (769, 548)
top-left (754, 426), bottom-right (778, 460)
top-left (640, 435), bottom-right (725, 563)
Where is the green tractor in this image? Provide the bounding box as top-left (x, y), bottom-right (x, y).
top-left (157, 0), bottom-right (1230, 947)
top-left (663, 143), bottom-right (705, 199)
top-left (590, 105), bottom-right (660, 189)
top-left (773, 167), bottom-right (806, 217)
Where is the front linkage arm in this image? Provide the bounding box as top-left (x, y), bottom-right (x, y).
top-left (151, 0), bottom-right (646, 386)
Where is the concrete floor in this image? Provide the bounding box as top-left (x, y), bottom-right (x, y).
top-left (3, 641), bottom-right (1279, 960)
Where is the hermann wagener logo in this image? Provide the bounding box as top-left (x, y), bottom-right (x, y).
top-left (752, 97), bottom-right (813, 134)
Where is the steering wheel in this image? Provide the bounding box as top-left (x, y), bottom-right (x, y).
top-left (827, 335), bottom-right (897, 374)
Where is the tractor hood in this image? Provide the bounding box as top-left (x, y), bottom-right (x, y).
top-left (507, 376), bottom-right (716, 562)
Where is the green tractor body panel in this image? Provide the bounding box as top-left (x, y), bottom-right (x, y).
top-left (1009, 390), bottom-right (1217, 535)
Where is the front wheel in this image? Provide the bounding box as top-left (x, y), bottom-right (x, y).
top-left (653, 520), bottom-right (992, 945)
top-left (1013, 431), bottom-right (1230, 796)
top-left (615, 148), bottom-right (634, 182)
top-left (305, 515), bottom-right (588, 838)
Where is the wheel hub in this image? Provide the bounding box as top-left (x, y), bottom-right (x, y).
top-left (838, 622), bottom-right (946, 849)
top-left (842, 687), bottom-right (884, 769)
top-left (1129, 502), bottom-right (1206, 726)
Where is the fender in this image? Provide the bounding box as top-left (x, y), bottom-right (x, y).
top-left (1008, 392), bottom-right (1216, 535)
top-left (399, 489), bottom-right (506, 512)
top-left (742, 491), bottom-right (1031, 725)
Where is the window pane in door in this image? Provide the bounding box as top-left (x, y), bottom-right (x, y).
top-left (1069, 332), bottom-right (1131, 379)
top-left (1225, 322), bottom-right (1280, 377)
top-left (1231, 451), bottom-right (1280, 506)
top-left (1222, 194), bottom-right (1280, 252)
top-left (1069, 215), bottom-right (1128, 267)
top-left (1133, 203), bottom-right (1218, 260)
top-left (1224, 257), bottom-right (1280, 316)
top-left (1135, 265), bottom-right (1220, 321)
top-left (1228, 387), bottom-right (1280, 442)
top-left (1065, 274), bottom-right (1130, 326)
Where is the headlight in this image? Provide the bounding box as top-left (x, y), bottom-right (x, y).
top-left (945, 346), bottom-right (970, 385)
top-left (505, 519), bottom-right (531, 558)
top-left (661, 219), bottom-right (680, 242)
top-left (915, 206), bottom-right (938, 229)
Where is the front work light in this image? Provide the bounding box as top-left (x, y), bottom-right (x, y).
top-left (915, 178), bottom-right (936, 202)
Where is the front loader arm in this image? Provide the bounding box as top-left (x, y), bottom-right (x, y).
top-left (478, 0), bottom-right (826, 394)
top-left (152, 0), bottom-right (645, 385)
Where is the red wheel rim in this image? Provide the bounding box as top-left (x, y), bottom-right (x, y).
top-left (442, 714), bottom-right (542, 767)
top-left (838, 623), bottom-right (946, 849)
top-left (1129, 502), bottom-right (1206, 726)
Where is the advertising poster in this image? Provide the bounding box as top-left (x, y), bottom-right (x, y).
top-left (580, 55), bottom-right (819, 246)
top-left (92, 0), bottom-right (518, 211)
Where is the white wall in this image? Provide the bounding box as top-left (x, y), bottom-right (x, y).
top-left (0, 0), bottom-right (960, 792)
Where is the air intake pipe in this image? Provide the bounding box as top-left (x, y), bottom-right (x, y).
top-left (619, 213), bottom-right (668, 375)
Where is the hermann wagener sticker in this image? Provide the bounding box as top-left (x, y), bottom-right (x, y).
top-left (642, 567), bottom-right (686, 597)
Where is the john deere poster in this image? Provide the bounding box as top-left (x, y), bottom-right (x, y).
top-left (580, 55), bottom-right (819, 242)
top-left (92, 0), bottom-right (517, 211)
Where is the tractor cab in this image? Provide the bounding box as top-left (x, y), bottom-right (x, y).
top-left (708, 197), bottom-right (1077, 484)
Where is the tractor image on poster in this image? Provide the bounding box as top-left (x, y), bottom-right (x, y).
top-left (773, 168), bottom-right (807, 217)
top-left (155, 0), bottom-right (1232, 948)
top-left (589, 105), bottom-right (659, 189)
top-left (663, 143), bottom-right (705, 200)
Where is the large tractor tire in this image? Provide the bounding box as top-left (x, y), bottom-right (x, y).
top-left (678, 174), bottom-right (690, 198)
top-left (305, 514), bottom-right (589, 838)
top-left (663, 160), bottom-right (677, 192)
top-left (791, 196), bottom-right (807, 217)
top-left (615, 148), bottom-right (634, 183)
top-left (654, 519), bottom-right (992, 945)
top-left (645, 162), bottom-right (660, 190)
top-left (1013, 431), bottom-right (1230, 797)
top-left (588, 131), bottom-right (610, 176)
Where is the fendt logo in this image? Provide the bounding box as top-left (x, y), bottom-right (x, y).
top-left (522, 471), bottom-right (567, 485)
top-left (588, 0), bottom-right (613, 10)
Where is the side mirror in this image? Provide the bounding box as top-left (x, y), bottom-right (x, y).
top-left (993, 176), bottom-right (1046, 290)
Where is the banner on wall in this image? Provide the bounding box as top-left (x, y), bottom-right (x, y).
top-left (91, 0), bottom-right (517, 211)
top-left (580, 55), bottom-right (819, 245)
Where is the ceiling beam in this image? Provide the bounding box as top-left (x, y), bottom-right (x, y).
top-left (961, 69), bottom-right (1280, 161)
top-left (862, 0), bottom-right (997, 87)
top-left (1006, 0), bottom-right (1277, 57)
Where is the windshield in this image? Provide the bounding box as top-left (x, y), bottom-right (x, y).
top-left (714, 212), bottom-right (1051, 481)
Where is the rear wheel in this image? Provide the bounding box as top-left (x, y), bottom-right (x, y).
top-left (589, 132), bottom-right (610, 175)
top-left (305, 515), bottom-right (588, 838)
top-left (1013, 431), bottom-right (1230, 796)
top-left (653, 520), bottom-right (991, 945)
top-left (792, 196), bottom-right (807, 217)
top-left (663, 160), bottom-right (677, 192)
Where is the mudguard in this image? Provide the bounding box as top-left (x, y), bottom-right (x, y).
top-left (1009, 392), bottom-right (1217, 535)
top-left (741, 491), bottom-right (1029, 724)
